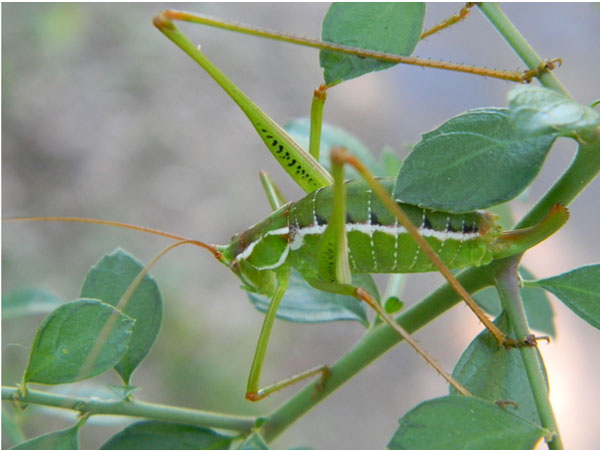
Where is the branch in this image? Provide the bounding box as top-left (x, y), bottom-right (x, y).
top-left (2, 386), bottom-right (256, 433)
top-left (494, 257), bottom-right (564, 450)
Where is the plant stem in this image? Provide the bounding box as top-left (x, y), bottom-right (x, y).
top-left (261, 269), bottom-right (494, 442)
top-left (516, 140), bottom-right (600, 228)
top-left (478, 3), bottom-right (569, 95)
top-left (494, 257), bottom-right (564, 450)
top-left (1, 386), bottom-right (255, 433)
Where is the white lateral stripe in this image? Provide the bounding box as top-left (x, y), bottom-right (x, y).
top-left (265, 227), bottom-right (289, 236)
top-left (234, 227), bottom-right (289, 263)
top-left (236, 223), bottom-right (481, 265)
top-left (293, 223), bottom-right (480, 242)
top-left (235, 239), bottom-right (260, 262)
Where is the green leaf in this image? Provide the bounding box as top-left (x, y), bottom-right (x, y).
top-left (284, 118), bottom-right (385, 176)
top-left (388, 396), bottom-right (547, 450)
top-left (80, 249), bottom-right (163, 384)
top-left (247, 270), bottom-right (369, 326)
top-left (474, 267), bottom-right (556, 338)
top-left (527, 264), bottom-right (600, 329)
top-left (508, 85), bottom-right (600, 140)
top-left (2, 288), bottom-right (63, 320)
top-left (321, 3), bottom-right (425, 84)
top-left (12, 423), bottom-right (80, 450)
top-left (23, 299), bottom-right (134, 384)
top-left (384, 296), bottom-right (404, 315)
top-left (393, 108), bottom-right (557, 212)
top-left (381, 146), bottom-right (403, 177)
top-left (452, 313), bottom-right (548, 425)
top-left (238, 432), bottom-right (269, 450)
top-left (100, 421), bottom-right (232, 450)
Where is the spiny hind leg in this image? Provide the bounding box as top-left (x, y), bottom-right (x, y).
top-left (305, 277), bottom-right (471, 396)
top-left (308, 150), bottom-right (472, 396)
top-left (329, 147), bottom-right (509, 347)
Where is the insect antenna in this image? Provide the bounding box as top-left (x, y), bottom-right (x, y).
top-left (3, 216), bottom-right (222, 260)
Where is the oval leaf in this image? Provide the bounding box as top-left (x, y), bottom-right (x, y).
top-left (247, 270), bottom-right (369, 326)
top-left (393, 108), bottom-right (557, 212)
top-left (508, 85), bottom-right (600, 140)
top-left (321, 3), bottom-right (425, 84)
top-left (452, 313), bottom-right (548, 425)
top-left (284, 118), bottom-right (385, 176)
top-left (12, 424), bottom-right (80, 450)
top-left (388, 396), bottom-right (547, 450)
top-left (24, 299), bottom-right (134, 384)
top-left (2, 288), bottom-right (63, 320)
top-left (100, 421), bottom-right (232, 450)
top-left (527, 264), bottom-right (600, 329)
top-left (81, 249), bottom-right (163, 384)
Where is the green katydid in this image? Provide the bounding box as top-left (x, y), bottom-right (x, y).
top-left (149, 10), bottom-right (568, 400)
top-left (5, 8), bottom-right (568, 402)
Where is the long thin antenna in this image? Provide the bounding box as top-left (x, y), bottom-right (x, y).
top-left (4, 216), bottom-right (221, 259)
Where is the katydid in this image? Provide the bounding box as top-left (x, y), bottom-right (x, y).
top-left (5, 8), bottom-right (568, 402)
top-left (9, 161), bottom-right (568, 400)
top-left (150, 10), bottom-right (567, 399)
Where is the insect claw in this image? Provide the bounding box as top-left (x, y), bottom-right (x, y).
top-left (526, 334), bottom-right (551, 346)
top-left (312, 366), bottom-right (331, 399)
top-left (503, 334), bottom-right (550, 349)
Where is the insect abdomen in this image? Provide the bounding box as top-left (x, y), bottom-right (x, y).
top-left (288, 178), bottom-right (498, 274)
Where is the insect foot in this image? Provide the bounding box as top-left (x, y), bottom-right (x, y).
top-left (312, 366), bottom-right (332, 399)
top-left (502, 334), bottom-right (551, 349)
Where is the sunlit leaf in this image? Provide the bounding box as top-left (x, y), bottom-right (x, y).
top-left (81, 249), bottom-right (163, 384)
top-left (321, 3), bottom-right (425, 84)
top-left (24, 299), bottom-right (134, 384)
top-left (388, 396), bottom-right (547, 449)
top-left (394, 108), bottom-right (557, 212)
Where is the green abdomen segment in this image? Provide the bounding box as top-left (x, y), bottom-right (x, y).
top-left (289, 179), bottom-right (498, 274)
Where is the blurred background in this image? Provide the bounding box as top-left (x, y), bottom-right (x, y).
top-left (2, 3), bottom-right (599, 449)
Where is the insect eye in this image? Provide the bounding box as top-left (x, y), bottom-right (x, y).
top-left (230, 260), bottom-right (241, 274)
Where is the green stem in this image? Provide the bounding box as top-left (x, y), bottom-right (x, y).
top-left (383, 274), bottom-right (406, 302)
top-left (478, 3), bottom-right (569, 95)
top-left (2, 386), bottom-right (255, 433)
top-left (494, 257), bottom-right (564, 450)
top-left (261, 269), bottom-right (494, 442)
top-left (516, 140), bottom-right (600, 228)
